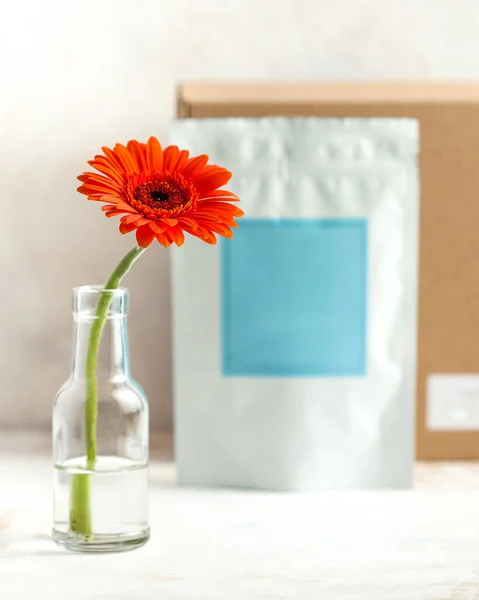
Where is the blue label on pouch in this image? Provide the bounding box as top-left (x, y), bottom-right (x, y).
top-left (221, 218), bottom-right (368, 377)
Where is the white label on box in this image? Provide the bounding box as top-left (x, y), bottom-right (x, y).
top-left (427, 374), bottom-right (479, 430)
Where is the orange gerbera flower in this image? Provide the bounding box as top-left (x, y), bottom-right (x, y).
top-left (77, 137), bottom-right (243, 248)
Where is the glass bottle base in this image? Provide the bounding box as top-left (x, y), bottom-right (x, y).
top-left (52, 527), bottom-right (150, 553)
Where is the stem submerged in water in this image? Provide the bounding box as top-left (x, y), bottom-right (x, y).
top-left (69, 246), bottom-right (147, 534)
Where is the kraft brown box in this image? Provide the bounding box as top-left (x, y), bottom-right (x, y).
top-left (177, 82), bottom-right (479, 460)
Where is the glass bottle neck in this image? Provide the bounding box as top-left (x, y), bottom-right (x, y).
top-left (72, 316), bottom-right (131, 381)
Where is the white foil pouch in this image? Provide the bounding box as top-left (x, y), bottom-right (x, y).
top-left (169, 118), bottom-right (419, 490)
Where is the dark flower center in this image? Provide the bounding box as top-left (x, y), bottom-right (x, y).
top-left (127, 171), bottom-right (199, 218)
top-left (133, 181), bottom-right (186, 212)
top-left (150, 190), bottom-right (169, 203)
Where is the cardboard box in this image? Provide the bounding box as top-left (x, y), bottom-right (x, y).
top-left (177, 82), bottom-right (479, 460)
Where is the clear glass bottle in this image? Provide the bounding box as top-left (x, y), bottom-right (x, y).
top-left (53, 286), bottom-right (149, 552)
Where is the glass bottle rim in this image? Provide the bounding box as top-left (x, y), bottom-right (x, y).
top-left (72, 285), bottom-right (130, 318)
top-left (73, 284), bottom-right (128, 295)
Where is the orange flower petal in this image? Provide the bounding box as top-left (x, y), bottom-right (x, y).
top-left (146, 137), bottom-right (163, 172)
top-left (196, 227), bottom-right (217, 245)
top-left (101, 204), bottom-right (117, 212)
top-left (191, 164), bottom-right (227, 181)
top-left (194, 168), bottom-right (232, 195)
top-left (200, 190), bottom-right (240, 201)
top-left (203, 222), bottom-right (234, 238)
top-left (96, 194), bottom-right (119, 203)
top-left (188, 211), bottom-right (223, 223)
top-left (198, 202), bottom-right (244, 217)
top-left (91, 154), bottom-right (124, 173)
top-left (105, 210), bottom-right (125, 218)
top-left (150, 221), bottom-right (166, 234)
top-left (182, 154), bottom-right (209, 178)
top-left (119, 222), bottom-right (137, 234)
top-left (182, 223), bottom-right (217, 245)
top-left (114, 144), bottom-right (138, 175)
top-left (136, 224), bottom-right (156, 248)
top-left (127, 140), bottom-right (147, 173)
top-left (78, 173), bottom-right (122, 194)
top-left (76, 181), bottom-right (110, 193)
top-left (175, 149), bottom-right (190, 171)
top-left (167, 226), bottom-right (185, 247)
top-left (160, 218), bottom-right (178, 227)
top-left (135, 217), bottom-right (152, 227)
top-left (176, 217), bottom-right (198, 230)
top-left (101, 146), bottom-right (125, 173)
top-left (163, 145), bottom-right (179, 172)
top-left (155, 231), bottom-right (172, 247)
top-left (77, 185), bottom-right (102, 198)
top-left (89, 167), bottom-right (124, 187)
top-left (88, 158), bottom-right (125, 186)
top-left (115, 200), bottom-right (138, 213)
top-left (82, 186), bottom-right (119, 199)
top-left (121, 214), bottom-right (143, 225)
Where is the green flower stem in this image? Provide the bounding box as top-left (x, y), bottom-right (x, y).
top-left (69, 245), bottom-right (147, 535)
top-left (70, 474), bottom-right (92, 534)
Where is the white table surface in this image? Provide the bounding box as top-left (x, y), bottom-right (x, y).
top-left (1, 432), bottom-right (479, 600)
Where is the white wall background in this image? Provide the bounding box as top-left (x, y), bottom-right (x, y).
top-left (1, 0), bottom-right (479, 432)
